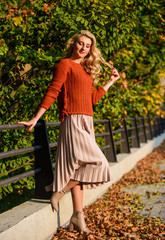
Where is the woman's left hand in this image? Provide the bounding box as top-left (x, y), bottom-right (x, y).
top-left (102, 68), bottom-right (120, 92)
top-left (110, 68), bottom-right (120, 83)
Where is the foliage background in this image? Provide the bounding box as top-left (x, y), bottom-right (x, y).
top-left (0, 0), bottom-right (165, 213)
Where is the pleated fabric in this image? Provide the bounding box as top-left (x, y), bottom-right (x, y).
top-left (53, 114), bottom-right (111, 192)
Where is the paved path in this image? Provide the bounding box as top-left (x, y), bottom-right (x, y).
top-left (123, 160), bottom-right (165, 223)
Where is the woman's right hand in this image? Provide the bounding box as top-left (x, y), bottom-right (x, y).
top-left (17, 107), bottom-right (46, 132)
top-left (17, 118), bottom-right (38, 132)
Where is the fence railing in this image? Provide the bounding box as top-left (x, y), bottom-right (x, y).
top-left (0, 116), bottom-right (165, 198)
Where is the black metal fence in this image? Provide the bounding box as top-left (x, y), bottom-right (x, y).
top-left (0, 116), bottom-right (165, 198)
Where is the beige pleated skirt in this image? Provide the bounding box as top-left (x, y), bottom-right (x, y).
top-left (53, 114), bottom-right (111, 192)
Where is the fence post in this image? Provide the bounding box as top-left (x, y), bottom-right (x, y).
top-left (105, 119), bottom-right (117, 162)
top-left (140, 117), bottom-right (147, 143)
top-left (146, 117), bottom-right (153, 140)
top-left (121, 119), bottom-right (130, 153)
top-left (34, 119), bottom-right (53, 199)
top-left (159, 117), bottom-right (163, 134)
top-left (157, 117), bottom-right (161, 135)
top-left (161, 118), bottom-right (165, 133)
top-left (132, 117), bottom-right (140, 148)
top-left (153, 117), bottom-right (157, 137)
top-left (163, 118), bottom-right (165, 132)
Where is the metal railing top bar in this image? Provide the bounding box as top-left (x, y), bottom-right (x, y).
top-left (111, 118), bottom-right (123, 122)
top-left (137, 124), bottom-right (145, 128)
top-left (139, 132), bottom-right (144, 136)
top-left (100, 144), bottom-right (110, 150)
top-left (126, 116), bottom-right (151, 121)
top-left (49, 142), bottom-right (58, 148)
top-left (124, 117), bottom-right (136, 121)
top-left (128, 135), bottom-right (136, 140)
top-left (0, 122), bottom-right (42, 131)
top-left (0, 123), bottom-right (26, 131)
top-left (0, 145), bottom-right (42, 160)
top-left (94, 119), bottom-right (109, 123)
top-left (112, 128), bottom-right (124, 134)
top-left (110, 116), bottom-right (149, 122)
top-left (0, 168), bottom-right (41, 187)
top-left (127, 126), bottom-right (136, 131)
top-left (95, 132), bottom-right (109, 138)
top-left (136, 116), bottom-right (145, 120)
top-left (46, 122), bottom-right (61, 127)
top-left (114, 139), bottom-right (125, 145)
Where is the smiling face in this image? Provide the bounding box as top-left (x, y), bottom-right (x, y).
top-left (71, 35), bottom-right (92, 62)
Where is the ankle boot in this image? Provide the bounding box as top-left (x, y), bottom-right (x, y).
top-left (50, 185), bottom-right (70, 212)
top-left (69, 211), bottom-right (91, 234)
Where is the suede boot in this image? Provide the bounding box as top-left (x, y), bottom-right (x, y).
top-left (50, 185), bottom-right (70, 212)
top-left (69, 211), bottom-right (91, 233)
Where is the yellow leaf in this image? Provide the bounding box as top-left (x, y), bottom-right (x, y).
top-left (106, 6), bottom-right (111, 10)
top-left (13, 16), bottom-right (23, 26)
top-left (157, 14), bottom-right (165, 22)
top-left (0, 39), bottom-right (5, 46)
top-left (123, 110), bottom-right (127, 116)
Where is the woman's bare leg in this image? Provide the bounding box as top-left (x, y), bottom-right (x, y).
top-left (69, 184), bottom-right (91, 233)
top-left (67, 179), bottom-right (80, 189)
top-left (71, 184), bottom-right (83, 212)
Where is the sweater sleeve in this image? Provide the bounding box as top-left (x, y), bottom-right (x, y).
top-left (91, 86), bottom-right (106, 105)
top-left (40, 59), bottom-right (70, 110)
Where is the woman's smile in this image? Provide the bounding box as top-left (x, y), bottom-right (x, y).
top-left (71, 35), bottom-right (92, 63)
top-left (79, 50), bottom-right (86, 54)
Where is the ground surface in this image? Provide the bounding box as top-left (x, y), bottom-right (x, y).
top-left (51, 141), bottom-right (165, 240)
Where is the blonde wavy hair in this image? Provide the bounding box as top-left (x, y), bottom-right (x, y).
top-left (65, 30), bottom-right (112, 85)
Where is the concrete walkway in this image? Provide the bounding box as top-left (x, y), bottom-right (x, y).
top-left (123, 160), bottom-right (165, 223)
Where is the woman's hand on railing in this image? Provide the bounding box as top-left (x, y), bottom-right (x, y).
top-left (17, 107), bottom-right (46, 132)
top-left (17, 118), bottom-right (38, 132)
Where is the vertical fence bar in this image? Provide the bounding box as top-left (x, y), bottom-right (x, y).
top-left (157, 117), bottom-right (161, 135)
top-left (121, 119), bottom-right (130, 153)
top-left (155, 117), bottom-right (159, 136)
top-left (132, 117), bottom-right (140, 148)
top-left (153, 117), bottom-right (157, 137)
top-left (162, 118), bottom-right (165, 132)
top-left (34, 119), bottom-right (54, 199)
top-left (159, 117), bottom-right (163, 134)
top-left (140, 117), bottom-right (147, 143)
top-left (161, 118), bottom-right (164, 132)
top-left (146, 117), bottom-right (153, 140)
top-left (105, 119), bottom-right (117, 162)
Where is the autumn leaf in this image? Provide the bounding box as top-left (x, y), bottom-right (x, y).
top-left (13, 16), bottom-right (23, 26)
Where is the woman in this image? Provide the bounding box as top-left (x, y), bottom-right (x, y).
top-left (18, 30), bottom-right (120, 233)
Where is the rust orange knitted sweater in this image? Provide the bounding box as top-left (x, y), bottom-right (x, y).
top-left (40, 58), bottom-right (106, 121)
